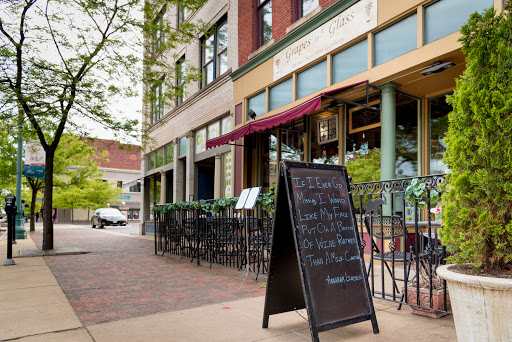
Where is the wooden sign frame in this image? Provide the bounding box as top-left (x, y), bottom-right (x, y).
top-left (262, 161), bottom-right (378, 341)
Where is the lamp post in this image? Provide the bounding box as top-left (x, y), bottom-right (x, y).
top-left (15, 114), bottom-right (26, 239)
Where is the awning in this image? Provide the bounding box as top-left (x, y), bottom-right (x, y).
top-left (206, 80), bottom-right (369, 149)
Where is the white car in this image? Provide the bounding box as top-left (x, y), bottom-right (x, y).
top-left (91, 208), bottom-right (127, 228)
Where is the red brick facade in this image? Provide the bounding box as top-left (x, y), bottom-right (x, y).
top-left (85, 139), bottom-right (141, 171)
top-left (238, 0), bottom-right (339, 66)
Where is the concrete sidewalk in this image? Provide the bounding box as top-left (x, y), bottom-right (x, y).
top-left (0, 224), bottom-right (457, 341)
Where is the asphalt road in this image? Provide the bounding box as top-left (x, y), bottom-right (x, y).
top-left (74, 222), bottom-right (141, 235)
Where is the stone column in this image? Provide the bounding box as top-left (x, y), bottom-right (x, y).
top-left (173, 138), bottom-right (184, 202)
top-left (214, 153), bottom-right (222, 199)
top-left (378, 82), bottom-right (400, 181)
top-left (160, 171), bottom-right (167, 204)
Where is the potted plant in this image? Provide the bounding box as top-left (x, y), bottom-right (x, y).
top-left (436, 4), bottom-right (512, 341)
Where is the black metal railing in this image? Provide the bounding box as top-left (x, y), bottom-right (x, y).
top-left (154, 201), bottom-right (273, 279)
top-left (155, 174), bottom-right (450, 316)
top-left (351, 174), bottom-right (451, 316)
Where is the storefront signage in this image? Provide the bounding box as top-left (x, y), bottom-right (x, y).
top-left (196, 128), bottom-right (207, 154)
top-left (208, 121), bottom-right (220, 140)
top-left (223, 152), bottom-right (232, 198)
top-left (273, 0), bottom-right (377, 82)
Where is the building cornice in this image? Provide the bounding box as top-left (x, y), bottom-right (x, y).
top-left (230, 0), bottom-right (359, 81)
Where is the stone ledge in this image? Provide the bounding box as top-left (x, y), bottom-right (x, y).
top-left (16, 247), bottom-right (89, 258)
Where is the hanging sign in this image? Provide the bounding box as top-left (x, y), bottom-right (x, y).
top-left (262, 161), bottom-right (378, 341)
top-left (24, 140), bottom-right (45, 179)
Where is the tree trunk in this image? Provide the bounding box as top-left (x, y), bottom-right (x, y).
top-left (30, 184), bottom-right (37, 232)
top-left (42, 149), bottom-right (55, 250)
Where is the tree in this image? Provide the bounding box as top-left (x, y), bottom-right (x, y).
top-left (1, 0), bottom-right (207, 249)
top-left (440, 4), bottom-right (512, 270)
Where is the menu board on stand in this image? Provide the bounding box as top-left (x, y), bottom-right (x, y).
top-left (262, 161), bottom-right (378, 341)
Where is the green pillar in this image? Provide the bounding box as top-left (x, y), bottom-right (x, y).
top-left (15, 120), bottom-right (27, 239)
top-left (378, 82), bottom-right (400, 181)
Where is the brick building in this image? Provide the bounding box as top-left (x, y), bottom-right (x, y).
top-left (142, 0), bottom-right (237, 234)
top-left (55, 139), bottom-right (142, 224)
top-left (143, 0), bottom-right (504, 233)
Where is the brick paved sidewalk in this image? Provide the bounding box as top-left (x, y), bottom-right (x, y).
top-left (30, 227), bottom-right (266, 326)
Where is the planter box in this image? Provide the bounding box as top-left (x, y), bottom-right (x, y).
top-left (405, 286), bottom-right (451, 318)
top-left (438, 264), bottom-right (512, 341)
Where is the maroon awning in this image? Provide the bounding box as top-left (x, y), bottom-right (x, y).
top-left (206, 80), bottom-right (368, 149)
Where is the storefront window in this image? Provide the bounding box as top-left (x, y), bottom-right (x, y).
top-left (429, 94), bottom-right (451, 174)
top-left (281, 120), bottom-right (305, 162)
top-left (345, 102), bottom-right (381, 182)
top-left (424, 0), bottom-right (492, 44)
top-left (311, 111), bottom-right (340, 165)
top-left (374, 13), bottom-right (417, 66)
top-left (179, 136), bottom-right (187, 156)
top-left (269, 78), bottom-right (292, 111)
top-left (248, 91), bottom-right (266, 119)
top-left (156, 148), bottom-right (164, 168)
top-left (332, 39), bottom-right (367, 84)
top-left (395, 92), bottom-right (419, 178)
top-left (296, 60), bottom-right (327, 99)
top-left (261, 130), bottom-right (278, 192)
top-left (165, 144), bottom-right (174, 164)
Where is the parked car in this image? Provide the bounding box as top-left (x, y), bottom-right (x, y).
top-left (91, 208), bottom-right (127, 228)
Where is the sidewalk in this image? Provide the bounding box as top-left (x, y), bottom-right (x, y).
top-left (0, 224), bottom-right (457, 341)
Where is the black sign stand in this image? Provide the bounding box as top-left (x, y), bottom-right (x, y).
top-left (262, 161), bottom-right (378, 341)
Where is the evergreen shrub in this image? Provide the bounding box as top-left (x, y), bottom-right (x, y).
top-left (440, 4), bottom-right (512, 270)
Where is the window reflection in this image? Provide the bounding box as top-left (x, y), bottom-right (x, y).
top-left (261, 130), bottom-right (278, 192)
top-left (311, 111), bottom-right (339, 165)
top-left (395, 92), bottom-right (418, 178)
top-left (430, 94), bottom-right (451, 174)
top-left (281, 120), bottom-right (305, 162)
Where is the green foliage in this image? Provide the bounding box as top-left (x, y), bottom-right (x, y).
top-left (440, 4), bottom-right (512, 270)
top-left (346, 148), bottom-right (381, 183)
top-left (404, 178), bottom-right (439, 209)
top-left (153, 189), bottom-right (276, 215)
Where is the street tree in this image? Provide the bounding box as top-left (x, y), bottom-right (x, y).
top-left (0, 0), bottom-right (207, 249)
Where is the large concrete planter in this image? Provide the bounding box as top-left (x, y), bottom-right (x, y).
top-left (437, 264), bottom-right (512, 341)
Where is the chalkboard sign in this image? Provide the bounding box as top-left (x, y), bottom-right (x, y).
top-left (262, 161), bottom-right (378, 342)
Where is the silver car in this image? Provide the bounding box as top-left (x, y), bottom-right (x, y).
top-left (91, 208), bottom-right (127, 228)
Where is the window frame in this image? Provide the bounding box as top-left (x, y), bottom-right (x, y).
top-left (257, 0), bottom-right (272, 47)
top-left (200, 17), bottom-right (228, 88)
top-left (297, 0), bottom-right (319, 19)
top-left (150, 77), bottom-right (165, 124)
top-left (152, 7), bottom-right (166, 57)
top-left (177, 5), bottom-right (186, 28)
top-left (176, 56), bottom-right (186, 106)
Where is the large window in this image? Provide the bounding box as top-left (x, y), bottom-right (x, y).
top-left (269, 78), bottom-right (292, 111)
top-left (179, 136), bottom-right (187, 156)
top-left (147, 153), bottom-right (155, 171)
top-left (247, 91), bottom-right (266, 119)
top-left (258, 0), bottom-right (272, 47)
top-left (177, 6), bottom-right (186, 28)
top-left (311, 111), bottom-right (340, 165)
top-left (395, 92), bottom-right (419, 178)
top-left (296, 59), bottom-right (327, 99)
top-left (374, 13), bottom-right (417, 66)
top-left (176, 56), bottom-right (186, 105)
top-left (429, 94), bottom-right (451, 174)
top-left (152, 8), bottom-right (166, 56)
top-left (424, 0), bottom-right (493, 44)
top-left (156, 148), bottom-right (164, 168)
top-left (332, 39), bottom-right (367, 84)
top-left (299, 0), bottom-right (319, 17)
top-left (151, 79), bottom-right (164, 124)
top-left (201, 19), bottom-right (228, 88)
top-left (165, 144), bottom-right (174, 164)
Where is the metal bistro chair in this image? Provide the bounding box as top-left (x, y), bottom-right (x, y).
top-left (364, 198), bottom-right (420, 306)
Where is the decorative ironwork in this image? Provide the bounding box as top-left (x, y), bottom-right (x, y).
top-left (350, 174), bottom-right (446, 196)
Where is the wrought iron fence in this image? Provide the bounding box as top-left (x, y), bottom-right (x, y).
top-left (154, 173), bottom-right (450, 316)
top-left (154, 201), bottom-right (273, 279)
top-left (350, 174), bottom-right (451, 316)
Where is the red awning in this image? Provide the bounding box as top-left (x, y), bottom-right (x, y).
top-left (206, 80), bottom-right (368, 149)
